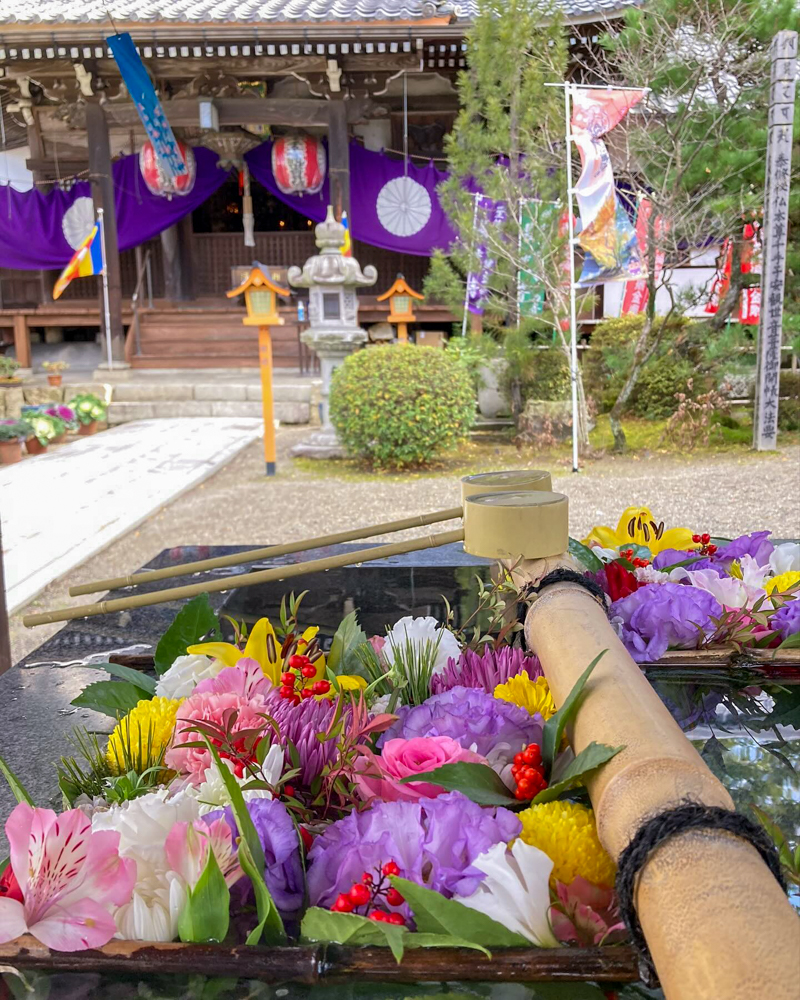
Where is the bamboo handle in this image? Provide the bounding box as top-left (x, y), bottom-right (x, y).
top-left (69, 507), bottom-right (464, 596)
top-left (23, 529), bottom-right (466, 627)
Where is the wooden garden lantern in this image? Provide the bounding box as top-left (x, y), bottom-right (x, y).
top-left (227, 264), bottom-right (289, 476)
top-left (377, 274), bottom-right (424, 343)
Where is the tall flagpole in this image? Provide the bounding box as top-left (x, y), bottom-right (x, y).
top-left (563, 84), bottom-right (580, 473)
top-left (97, 207), bottom-right (114, 370)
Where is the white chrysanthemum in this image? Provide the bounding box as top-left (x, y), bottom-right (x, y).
top-left (770, 542), bottom-right (800, 577)
top-left (155, 653), bottom-right (224, 700)
top-left (188, 747), bottom-right (284, 815)
top-left (384, 615), bottom-right (461, 676)
top-left (92, 788), bottom-right (201, 858)
top-left (458, 839), bottom-right (558, 947)
top-left (113, 859), bottom-right (188, 942)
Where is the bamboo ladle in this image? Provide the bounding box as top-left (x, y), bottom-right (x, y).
top-left (23, 486), bottom-right (568, 628)
top-left (69, 469), bottom-right (553, 596)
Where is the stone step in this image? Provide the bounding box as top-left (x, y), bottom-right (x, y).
top-left (107, 399), bottom-right (311, 425)
top-left (111, 382), bottom-right (312, 403)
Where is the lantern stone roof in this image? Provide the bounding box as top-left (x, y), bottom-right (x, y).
top-left (0, 0), bottom-right (642, 28)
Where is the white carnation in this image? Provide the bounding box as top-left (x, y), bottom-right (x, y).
top-left (154, 653), bottom-right (223, 700)
top-left (188, 748), bottom-right (284, 815)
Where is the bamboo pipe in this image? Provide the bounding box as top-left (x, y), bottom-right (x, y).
top-left (523, 578), bottom-right (800, 1000)
top-left (69, 470), bottom-right (552, 598)
top-left (68, 507), bottom-right (464, 596)
top-left (23, 529), bottom-right (466, 628)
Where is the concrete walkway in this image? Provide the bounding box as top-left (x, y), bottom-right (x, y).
top-left (1, 417), bottom-right (262, 612)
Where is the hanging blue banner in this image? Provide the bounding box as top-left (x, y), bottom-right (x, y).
top-left (107, 32), bottom-right (188, 180)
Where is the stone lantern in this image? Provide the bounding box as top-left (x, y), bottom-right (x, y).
top-left (288, 205), bottom-right (377, 458)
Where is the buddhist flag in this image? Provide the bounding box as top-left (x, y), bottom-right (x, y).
top-left (570, 88), bottom-right (646, 286)
top-left (53, 216), bottom-right (104, 300)
top-left (341, 211), bottom-right (352, 256)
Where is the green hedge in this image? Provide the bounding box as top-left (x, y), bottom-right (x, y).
top-left (329, 344), bottom-right (476, 469)
top-left (779, 371), bottom-right (800, 431)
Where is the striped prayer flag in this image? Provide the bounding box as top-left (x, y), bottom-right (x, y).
top-left (53, 217), bottom-right (104, 300)
top-left (341, 211), bottom-right (352, 257)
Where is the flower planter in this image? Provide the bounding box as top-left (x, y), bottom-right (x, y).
top-left (47, 374), bottom-right (63, 387)
top-left (78, 420), bottom-right (98, 436)
top-left (52, 432), bottom-right (66, 444)
top-left (0, 377), bottom-right (22, 387)
top-left (25, 437), bottom-right (48, 456)
top-left (0, 439), bottom-right (22, 464)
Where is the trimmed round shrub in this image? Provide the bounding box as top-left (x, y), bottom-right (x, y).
top-left (329, 344), bottom-right (476, 468)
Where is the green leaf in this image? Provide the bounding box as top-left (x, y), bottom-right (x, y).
top-left (0, 752), bottom-right (34, 806)
top-left (777, 632), bottom-right (800, 650)
top-left (532, 742), bottom-right (623, 804)
top-left (327, 610), bottom-right (367, 675)
top-left (300, 907), bottom-right (408, 962)
top-left (658, 556), bottom-right (706, 572)
top-left (391, 878), bottom-right (530, 948)
top-left (154, 594), bottom-right (218, 675)
top-left (203, 738), bottom-right (286, 945)
top-left (568, 537), bottom-right (602, 573)
top-left (70, 679), bottom-right (148, 718)
top-left (398, 761), bottom-right (516, 806)
top-left (542, 651), bottom-right (606, 771)
top-left (750, 805), bottom-right (795, 872)
top-left (404, 933), bottom-right (490, 956)
top-left (178, 848), bottom-right (230, 944)
top-left (85, 662), bottom-right (157, 694)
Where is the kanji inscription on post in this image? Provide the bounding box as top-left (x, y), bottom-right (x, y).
top-left (753, 31), bottom-right (797, 450)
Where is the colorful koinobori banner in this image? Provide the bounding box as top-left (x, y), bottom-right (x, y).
top-left (107, 33), bottom-right (189, 182)
top-left (621, 197), bottom-right (668, 316)
top-left (570, 87), bottom-right (646, 287)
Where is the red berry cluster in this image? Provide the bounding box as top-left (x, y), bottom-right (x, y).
top-left (278, 653), bottom-right (331, 705)
top-left (620, 548), bottom-right (650, 568)
top-left (511, 743), bottom-right (548, 801)
top-left (330, 860), bottom-right (406, 925)
top-left (691, 533), bottom-right (717, 556)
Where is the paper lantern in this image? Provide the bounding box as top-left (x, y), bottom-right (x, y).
top-left (271, 134), bottom-right (326, 196)
top-left (139, 140), bottom-right (196, 197)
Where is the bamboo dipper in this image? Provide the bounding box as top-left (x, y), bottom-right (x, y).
top-left (516, 561), bottom-right (800, 1000)
top-left (23, 486), bottom-right (565, 627)
top-left (69, 469), bottom-right (553, 597)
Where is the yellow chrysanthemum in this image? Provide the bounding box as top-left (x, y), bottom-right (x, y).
top-left (106, 696), bottom-right (182, 775)
top-left (493, 675), bottom-right (557, 721)
top-left (765, 571), bottom-right (800, 596)
top-left (517, 800), bottom-right (616, 888)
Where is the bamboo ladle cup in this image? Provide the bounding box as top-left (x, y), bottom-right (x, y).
top-left (23, 488), bottom-right (567, 628)
top-left (69, 469), bottom-right (553, 597)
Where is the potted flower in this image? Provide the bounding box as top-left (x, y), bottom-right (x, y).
top-left (0, 419), bottom-right (28, 464)
top-left (41, 360), bottom-right (69, 387)
top-left (45, 403), bottom-right (79, 441)
top-left (24, 412), bottom-right (60, 455)
top-left (67, 392), bottom-right (108, 436)
top-left (0, 356), bottom-right (22, 386)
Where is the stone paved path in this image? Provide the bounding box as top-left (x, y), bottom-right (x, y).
top-left (1, 418), bottom-right (261, 612)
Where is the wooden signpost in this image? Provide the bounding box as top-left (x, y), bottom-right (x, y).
top-left (753, 30), bottom-right (797, 451)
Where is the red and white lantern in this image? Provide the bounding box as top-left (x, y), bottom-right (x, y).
top-left (139, 140), bottom-right (197, 197)
top-left (271, 134), bottom-right (326, 196)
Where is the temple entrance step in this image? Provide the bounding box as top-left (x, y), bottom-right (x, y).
top-left (107, 379), bottom-right (313, 426)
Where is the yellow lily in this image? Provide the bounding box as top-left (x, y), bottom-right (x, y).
top-left (189, 617), bottom-right (326, 686)
top-left (582, 506), bottom-right (695, 556)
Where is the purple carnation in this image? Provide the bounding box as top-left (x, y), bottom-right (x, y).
top-left (715, 531), bottom-right (773, 568)
top-left (380, 686), bottom-right (542, 771)
top-left (306, 791), bottom-right (521, 915)
top-left (208, 798), bottom-right (304, 922)
top-left (259, 690), bottom-right (338, 786)
top-left (770, 600), bottom-right (800, 641)
top-left (431, 646), bottom-right (542, 695)
top-left (610, 582), bottom-right (723, 663)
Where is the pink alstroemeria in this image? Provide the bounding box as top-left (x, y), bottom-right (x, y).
top-left (165, 818), bottom-right (242, 889)
top-left (0, 803), bottom-right (135, 951)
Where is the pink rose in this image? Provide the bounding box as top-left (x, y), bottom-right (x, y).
top-left (354, 736), bottom-right (488, 803)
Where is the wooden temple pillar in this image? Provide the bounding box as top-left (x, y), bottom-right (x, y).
top-left (161, 214), bottom-right (195, 302)
top-left (85, 102), bottom-right (126, 365)
top-left (327, 98), bottom-right (350, 223)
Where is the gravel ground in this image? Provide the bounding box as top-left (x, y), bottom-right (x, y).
top-left (10, 427), bottom-right (800, 664)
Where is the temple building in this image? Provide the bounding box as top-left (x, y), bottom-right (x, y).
top-left (0, 0), bottom-right (636, 370)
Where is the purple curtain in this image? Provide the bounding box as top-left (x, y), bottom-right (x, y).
top-left (245, 141), bottom-right (456, 257)
top-left (0, 146), bottom-right (230, 270)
